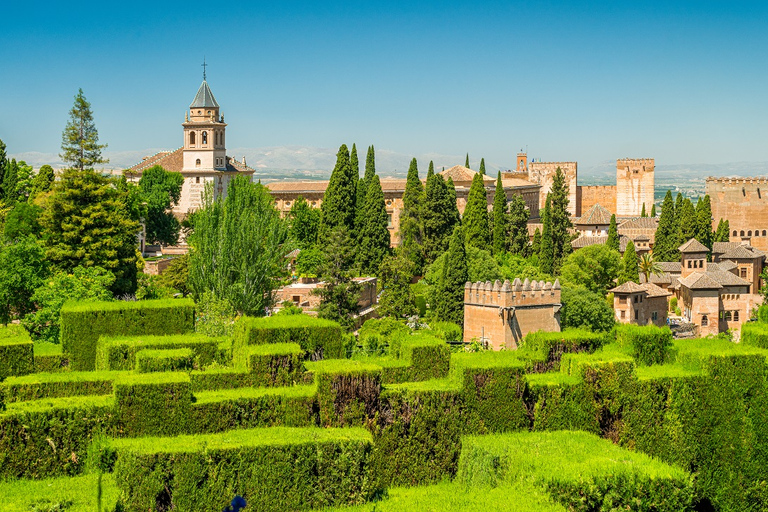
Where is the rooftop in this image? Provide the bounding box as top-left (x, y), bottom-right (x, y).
top-left (575, 203), bottom-right (612, 226)
top-left (678, 238), bottom-right (710, 253)
top-left (190, 80), bottom-right (219, 109)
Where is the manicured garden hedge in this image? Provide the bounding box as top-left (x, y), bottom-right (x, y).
top-left (741, 321), bottom-right (768, 348)
top-left (0, 325), bottom-right (34, 380)
top-left (381, 333), bottom-right (450, 383)
top-left (614, 323), bottom-right (674, 365)
top-left (517, 328), bottom-right (608, 372)
top-left (189, 367), bottom-right (256, 392)
top-left (2, 370), bottom-right (120, 402)
top-left (242, 342), bottom-right (307, 386)
top-left (109, 427), bottom-right (378, 512)
top-left (95, 333), bottom-right (220, 371)
top-left (33, 341), bottom-right (69, 373)
top-left (60, 298), bottom-right (195, 370)
top-left (233, 315), bottom-right (344, 360)
top-left (135, 348), bottom-right (194, 373)
top-left (113, 372), bottom-right (192, 437)
top-left (311, 360), bottom-right (382, 427)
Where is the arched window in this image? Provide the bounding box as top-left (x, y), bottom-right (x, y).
top-left (734, 311), bottom-right (740, 321)
top-left (733, 230), bottom-right (738, 237)
top-left (725, 311), bottom-right (732, 321)
top-left (215, 132), bottom-right (219, 145)
top-left (748, 230), bottom-right (753, 236)
top-left (763, 230), bottom-right (767, 236)
top-left (195, 159), bottom-right (201, 167)
top-left (189, 131), bottom-right (196, 145)
top-left (701, 315), bottom-right (708, 326)
top-left (202, 131), bottom-right (208, 145)
top-left (741, 230), bottom-right (745, 237)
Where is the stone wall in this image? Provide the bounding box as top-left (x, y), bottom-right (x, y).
top-left (706, 177), bottom-right (768, 252)
top-left (528, 162), bottom-right (578, 216)
top-left (616, 159), bottom-right (655, 217)
top-left (577, 185), bottom-right (617, 214)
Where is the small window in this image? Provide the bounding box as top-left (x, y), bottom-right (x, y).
top-left (740, 268), bottom-right (748, 278)
top-left (190, 131), bottom-right (196, 145)
top-left (652, 311), bottom-right (658, 321)
top-left (733, 230), bottom-right (738, 237)
top-left (286, 202), bottom-right (291, 207)
top-left (202, 131), bottom-right (208, 144)
top-left (743, 187), bottom-right (746, 196)
top-left (207, 110), bottom-right (211, 115)
top-left (701, 315), bottom-right (708, 326)
top-left (725, 311), bottom-right (732, 321)
top-left (292, 295), bottom-right (301, 305)
top-left (749, 230), bottom-right (753, 236)
top-left (634, 295), bottom-right (639, 303)
top-left (620, 310), bottom-right (626, 319)
top-left (763, 230), bottom-right (767, 236)
top-left (734, 311), bottom-right (740, 321)
top-left (198, 110), bottom-right (201, 115)
top-left (741, 230), bottom-right (745, 237)
top-left (635, 309), bottom-right (639, 320)
top-left (196, 177), bottom-right (200, 184)
top-left (195, 159), bottom-right (201, 167)
top-left (387, 214), bottom-right (393, 227)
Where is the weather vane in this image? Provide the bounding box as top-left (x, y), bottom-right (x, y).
top-left (202, 57), bottom-right (208, 80)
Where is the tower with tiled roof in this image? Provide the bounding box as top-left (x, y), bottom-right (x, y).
top-left (183, 79), bottom-right (227, 173)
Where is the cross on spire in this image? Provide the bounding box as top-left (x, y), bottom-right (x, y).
top-left (202, 57), bottom-right (208, 81)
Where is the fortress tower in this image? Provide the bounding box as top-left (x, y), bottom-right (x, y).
top-left (616, 159), bottom-right (654, 217)
top-left (528, 161), bottom-right (578, 216)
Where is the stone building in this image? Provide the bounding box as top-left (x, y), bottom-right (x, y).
top-left (610, 281), bottom-right (671, 327)
top-left (275, 277), bottom-right (377, 313)
top-left (573, 203), bottom-right (612, 237)
top-left (706, 177), bottom-right (768, 252)
top-left (463, 278), bottom-right (562, 351)
top-left (125, 75), bottom-right (255, 216)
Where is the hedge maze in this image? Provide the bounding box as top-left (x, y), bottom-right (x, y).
top-left (2, 300), bottom-right (768, 511)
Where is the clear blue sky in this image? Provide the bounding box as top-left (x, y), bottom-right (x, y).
top-left (3, 1), bottom-right (768, 168)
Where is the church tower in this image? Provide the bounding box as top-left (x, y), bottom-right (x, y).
top-left (182, 77), bottom-right (227, 172)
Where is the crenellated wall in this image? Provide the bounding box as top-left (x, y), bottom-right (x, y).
top-left (528, 162), bottom-right (578, 216)
top-left (616, 158), bottom-right (655, 217)
top-left (706, 177), bottom-right (768, 252)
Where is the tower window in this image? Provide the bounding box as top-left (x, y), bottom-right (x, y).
top-left (733, 230), bottom-right (738, 237)
top-left (196, 177), bottom-right (200, 184)
top-left (734, 311), bottom-right (740, 321)
top-left (195, 159), bottom-right (201, 167)
top-left (190, 131), bottom-right (196, 145)
top-left (202, 131), bottom-right (208, 145)
top-left (701, 315), bottom-right (708, 327)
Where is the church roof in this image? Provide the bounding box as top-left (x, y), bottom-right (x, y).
top-left (575, 203), bottom-right (612, 226)
top-left (125, 148), bottom-right (255, 175)
top-left (190, 80), bottom-right (219, 108)
top-left (678, 238), bottom-right (709, 253)
top-left (439, 165), bottom-right (493, 184)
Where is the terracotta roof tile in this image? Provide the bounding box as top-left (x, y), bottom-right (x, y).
top-left (618, 217), bottom-right (658, 230)
top-left (641, 282), bottom-right (672, 297)
top-left (656, 262), bottom-right (681, 273)
top-left (720, 245), bottom-right (761, 259)
top-left (610, 281), bottom-right (646, 294)
top-left (678, 238), bottom-right (709, 253)
top-left (575, 203), bottom-right (612, 226)
top-left (677, 273), bottom-right (722, 290)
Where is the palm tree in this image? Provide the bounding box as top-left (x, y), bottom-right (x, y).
top-left (639, 253), bottom-right (663, 283)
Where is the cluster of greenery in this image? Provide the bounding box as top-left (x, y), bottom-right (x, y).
top-left (653, 191), bottom-right (726, 262)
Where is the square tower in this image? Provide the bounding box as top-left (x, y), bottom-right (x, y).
top-left (616, 159), bottom-right (654, 217)
top-left (183, 79), bottom-right (228, 172)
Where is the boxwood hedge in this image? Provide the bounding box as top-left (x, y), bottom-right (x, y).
top-left (233, 315), bottom-right (344, 360)
top-left (0, 325), bottom-right (34, 380)
top-left (95, 333), bottom-right (220, 371)
top-left (135, 348), bottom-right (194, 373)
top-left (113, 372), bottom-right (192, 437)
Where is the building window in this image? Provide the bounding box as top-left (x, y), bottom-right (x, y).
top-left (734, 311), bottom-right (740, 321)
top-left (189, 132), bottom-right (196, 145)
top-left (652, 311), bottom-right (658, 321)
top-left (292, 295), bottom-right (301, 305)
top-left (725, 311), bottom-right (732, 321)
top-left (202, 131), bottom-right (208, 145)
top-left (634, 295), bottom-right (639, 303)
top-left (286, 202), bottom-right (291, 207)
top-left (741, 231), bottom-right (745, 236)
top-left (701, 315), bottom-right (708, 326)
top-left (764, 230), bottom-right (767, 236)
top-left (749, 230), bottom-right (753, 236)
top-left (196, 177), bottom-right (200, 184)
top-left (635, 309), bottom-right (639, 320)
top-left (387, 214), bottom-right (393, 227)
top-left (740, 268), bottom-right (748, 278)
top-left (733, 230), bottom-right (738, 237)
top-left (195, 159), bottom-right (201, 167)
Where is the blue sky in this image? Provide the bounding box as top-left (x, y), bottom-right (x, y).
top-left (3, 1), bottom-right (768, 169)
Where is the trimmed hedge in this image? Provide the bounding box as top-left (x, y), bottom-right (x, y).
top-left (234, 315), bottom-right (344, 360)
top-left (136, 348), bottom-right (194, 373)
top-left (382, 333), bottom-right (450, 383)
top-left (2, 370), bottom-right (121, 402)
top-left (60, 298), bottom-right (195, 370)
top-left (742, 321), bottom-right (768, 348)
top-left (518, 328), bottom-right (608, 372)
top-left (0, 473), bottom-right (121, 512)
top-left (458, 431), bottom-right (694, 512)
top-left (33, 341), bottom-right (70, 373)
top-left (243, 342), bottom-right (307, 387)
top-left (109, 427), bottom-right (378, 512)
top-left (114, 372), bottom-right (192, 437)
top-left (95, 333), bottom-right (221, 371)
top-left (0, 325), bottom-right (34, 380)
top-left (615, 324), bottom-right (674, 365)
top-left (309, 360), bottom-right (382, 427)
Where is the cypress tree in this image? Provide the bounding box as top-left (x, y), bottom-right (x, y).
top-left (618, 241), bottom-right (640, 284)
top-left (641, 203), bottom-right (647, 217)
top-left (427, 160), bottom-right (435, 180)
top-left (0, 139), bottom-right (7, 199)
top-left (319, 145), bottom-right (356, 242)
top-left (540, 195), bottom-right (554, 275)
top-left (446, 177), bottom-right (460, 229)
top-left (400, 158), bottom-right (424, 269)
top-left (357, 175), bottom-right (391, 274)
top-left (606, 214), bottom-right (620, 251)
top-left (492, 172), bottom-right (507, 254)
top-left (654, 191), bottom-right (677, 262)
top-left (678, 198), bottom-right (697, 244)
top-left (696, 194), bottom-right (713, 250)
top-left (423, 173), bottom-right (454, 263)
top-left (354, 144), bottom-right (374, 236)
top-left (507, 194), bottom-right (530, 257)
top-left (480, 158), bottom-right (486, 176)
top-left (463, 173), bottom-right (490, 250)
top-left (650, 204), bottom-right (656, 217)
top-left (531, 228), bottom-right (542, 256)
top-left (435, 224), bottom-right (469, 326)
top-left (465, 154), bottom-right (470, 168)
top-left (3, 159), bottom-right (19, 203)
top-left (714, 219), bottom-right (730, 243)
top-left (549, 167), bottom-right (572, 274)
top-left (673, 193), bottom-right (684, 241)
top-left (350, 143), bottom-right (360, 178)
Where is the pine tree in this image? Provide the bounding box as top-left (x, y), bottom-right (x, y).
top-left (465, 154), bottom-right (470, 168)
top-left (435, 225), bottom-right (469, 326)
top-left (618, 241), bottom-right (640, 284)
top-left (423, 173), bottom-right (454, 263)
top-left (531, 228), bottom-right (542, 255)
top-left (507, 194), bottom-right (530, 257)
top-left (479, 158), bottom-right (486, 176)
top-left (492, 172), bottom-right (507, 254)
top-left (606, 214), bottom-right (620, 251)
top-left (463, 173), bottom-right (490, 250)
top-left (357, 175), bottom-right (391, 274)
top-left (678, 198), bottom-right (697, 244)
top-left (654, 190), bottom-right (677, 262)
top-left (549, 167), bottom-right (572, 274)
top-left (650, 204), bottom-right (656, 217)
top-left (400, 158), bottom-right (424, 269)
top-left (540, 195), bottom-right (554, 275)
top-left (641, 203), bottom-right (647, 217)
top-left (696, 194), bottom-right (713, 250)
top-left (319, 145), bottom-right (356, 244)
top-left (60, 89), bottom-right (108, 170)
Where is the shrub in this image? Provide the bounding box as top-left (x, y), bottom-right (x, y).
top-left (311, 360), bottom-right (382, 427)
top-left (135, 348), bottom-right (194, 373)
top-left (113, 372), bottom-right (192, 437)
top-left (0, 325), bottom-right (34, 380)
top-left (2, 370), bottom-right (118, 402)
top-left (33, 342), bottom-right (69, 373)
top-left (241, 343), bottom-right (306, 386)
top-left (669, 296), bottom-right (678, 313)
top-left (234, 315), bottom-right (344, 360)
top-left (742, 321), bottom-right (768, 348)
top-left (519, 329), bottom-right (608, 371)
top-left (429, 321), bottom-right (462, 343)
top-left (195, 290), bottom-right (236, 337)
top-left (615, 324), bottom-right (674, 366)
top-left (95, 333), bottom-right (220, 371)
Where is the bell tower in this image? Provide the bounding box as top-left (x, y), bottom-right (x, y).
top-left (182, 67), bottom-right (227, 172)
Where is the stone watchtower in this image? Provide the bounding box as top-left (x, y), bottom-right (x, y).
top-left (463, 278), bottom-right (562, 351)
top-left (616, 159), bottom-right (654, 217)
top-left (183, 79), bottom-right (228, 173)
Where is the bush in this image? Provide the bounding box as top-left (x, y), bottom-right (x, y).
top-left (429, 321), bottom-right (462, 343)
top-left (113, 372), bottom-right (192, 437)
top-left (234, 315), bottom-right (344, 361)
top-left (241, 343), bottom-right (306, 387)
top-left (195, 290), bottom-right (236, 337)
top-left (560, 285), bottom-right (615, 333)
top-left (311, 360), bottom-right (382, 427)
top-left (135, 348), bottom-right (194, 373)
top-left (60, 298), bottom-right (195, 370)
top-left (669, 296), bottom-right (678, 313)
top-left (518, 328), bottom-right (607, 371)
top-left (615, 324), bottom-right (674, 366)
top-left (2, 370), bottom-right (117, 402)
top-left (96, 333), bottom-right (220, 371)
top-left (381, 332), bottom-right (450, 383)
top-left (33, 342), bottom-right (69, 373)
top-left (0, 325), bottom-right (33, 380)
top-left (742, 321), bottom-right (768, 348)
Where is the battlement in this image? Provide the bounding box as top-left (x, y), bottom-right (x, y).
top-left (529, 162), bottom-right (578, 169)
top-left (617, 158), bottom-right (655, 170)
top-left (706, 177), bottom-right (768, 184)
top-left (463, 278), bottom-right (561, 307)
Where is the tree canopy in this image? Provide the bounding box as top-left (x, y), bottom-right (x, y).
top-left (560, 244), bottom-right (621, 296)
top-left (138, 165), bottom-right (184, 246)
top-left (463, 173), bottom-right (490, 251)
top-left (60, 88), bottom-right (108, 170)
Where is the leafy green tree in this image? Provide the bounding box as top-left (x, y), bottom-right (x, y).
top-left (606, 214), bottom-right (620, 251)
top-left (696, 194), bottom-right (713, 250)
top-left (41, 168), bottom-right (140, 296)
top-left (540, 195), bottom-right (554, 275)
top-left (561, 285), bottom-right (615, 332)
top-left (426, 246), bottom-right (502, 295)
top-left (289, 196), bottom-right (320, 249)
top-left (714, 219), bottom-right (730, 243)
top-left (560, 244), bottom-right (621, 295)
top-left (23, 266), bottom-right (114, 343)
top-left (641, 203), bottom-right (647, 217)
top-left (423, 173), bottom-right (454, 263)
top-left (296, 247), bottom-right (324, 276)
top-left (13, 160), bottom-right (35, 201)
top-left (319, 144), bottom-right (356, 242)
top-left (157, 254), bottom-right (190, 296)
top-left (434, 225), bottom-right (468, 326)
top-left (0, 139), bottom-right (7, 199)
top-left (3, 202), bottom-right (42, 241)
top-left (60, 89), bottom-right (108, 170)
top-left (638, 253), bottom-right (663, 284)
top-left (549, 168), bottom-right (572, 274)
top-left (678, 198), bottom-right (697, 245)
top-left (378, 253), bottom-right (417, 318)
top-left (138, 165), bottom-right (184, 246)
top-left (507, 193), bottom-right (529, 257)
top-left (650, 204), bottom-right (656, 217)
top-left (400, 158), bottom-right (424, 269)
top-left (315, 226), bottom-right (361, 331)
top-left (618, 241), bottom-right (640, 284)
top-left (479, 158), bottom-right (486, 175)
top-left (0, 236), bottom-right (50, 325)
top-left (465, 153), bottom-right (470, 168)
top-left (188, 177), bottom-right (289, 316)
top-left (492, 172), bottom-right (507, 254)
top-left (463, 173), bottom-right (490, 250)
top-left (498, 252), bottom-right (552, 282)
top-left (3, 159), bottom-right (18, 203)
top-left (653, 191), bottom-right (678, 262)
top-left (357, 175), bottom-right (391, 274)
top-left (32, 165), bottom-right (56, 196)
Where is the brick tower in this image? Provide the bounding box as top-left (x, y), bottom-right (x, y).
top-left (616, 159), bottom-right (654, 217)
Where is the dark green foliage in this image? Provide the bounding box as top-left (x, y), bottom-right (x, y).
top-left (33, 343), bottom-right (69, 373)
top-left (188, 176), bottom-right (289, 316)
top-left (357, 175), bottom-right (390, 274)
top-left (111, 427), bottom-right (377, 512)
top-left (434, 225), bottom-right (469, 325)
top-left (696, 194), bottom-right (713, 250)
top-left (463, 173), bottom-right (490, 250)
top-left (60, 298), bottom-right (195, 370)
top-left (0, 139), bottom-right (7, 199)
top-left (41, 168), bottom-right (140, 295)
top-left (606, 214), bottom-right (620, 251)
top-left (320, 144), bottom-right (357, 240)
top-left (465, 154), bottom-right (470, 168)
top-left (156, 254), bottom-right (190, 296)
top-left (354, 145), bottom-right (375, 237)
top-left (315, 361), bottom-right (382, 427)
top-left (138, 165), bottom-right (184, 246)
top-left (295, 247), bottom-right (324, 276)
top-left (2, 159), bottom-right (19, 202)
top-left (548, 168), bottom-right (573, 274)
top-left (3, 201), bottom-right (42, 241)
top-left (59, 89), bottom-right (108, 170)
top-left (678, 198), bottom-right (697, 246)
top-left (479, 158), bottom-right (486, 175)
top-left (2, 371), bottom-right (116, 402)
top-left (0, 326), bottom-right (34, 380)
top-left (520, 329), bottom-right (608, 371)
top-left (507, 193), bottom-right (530, 257)
top-left (651, 203), bottom-right (657, 217)
top-left (378, 253), bottom-right (417, 318)
top-left (381, 333), bottom-right (451, 383)
top-left (243, 343), bottom-right (305, 386)
top-left (540, 195), bottom-right (554, 274)
top-left (135, 348), bottom-right (194, 373)
top-left (618, 241), bottom-right (640, 284)
top-left (615, 324), bottom-right (674, 365)
top-left (233, 314), bottom-right (344, 360)
top-left (316, 227), bottom-right (361, 330)
top-left (560, 285), bottom-right (615, 332)
top-left (0, 236), bottom-right (49, 325)
top-left (114, 372), bottom-right (192, 436)
top-left (492, 172), bottom-right (507, 254)
top-left (714, 218), bottom-right (730, 243)
top-left (422, 172), bottom-right (454, 264)
top-left (445, 177), bottom-right (461, 229)
top-left (531, 227), bottom-right (542, 256)
top-left (641, 202), bottom-right (647, 217)
top-left (289, 196), bottom-right (320, 249)
top-left (560, 244), bottom-right (621, 295)
top-left (399, 158), bottom-right (425, 271)
top-left (32, 164), bottom-right (55, 196)
top-left (654, 190), bottom-right (678, 261)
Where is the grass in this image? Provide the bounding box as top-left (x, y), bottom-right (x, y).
top-left (194, 383), bottom-right (317, 404)
top-left (0, 473), bottom-right (120, 512)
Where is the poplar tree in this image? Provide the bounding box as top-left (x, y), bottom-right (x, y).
top-left (423, 173), bottom-right (454, 263)
top-left (492, 172), bottom-right (507, 254)
top-left (606, 214), bottom-right (620, 251)
top-left (618, 241), bottom-right (640, 284)
top-left (696, 194), bottom-right (713, 250)
top-left (549, 168), bottom-right (572, 274)
top-left (319, 145), bottom-right (356, 243)
top-left (480, 158), bottom-right (486, 176)
top-left (463, 173), bottom-right (490, 250)
top-left (641, 203), bottom-right (647, 217)
top-left (435, 224), bottom-right (468, 326)
top-left (540, 195), bottom-right (554, 275)
top-left (654, 191), bottom-right (678, 262)
top-left (507, 194), bottom-right (530, 257)
top-left (678, 198), bottom-right (697, 244)
top-left (60, 89), bottom-right (108, 170)
top-left (357, 175), bottom-right (390, 274)
top-left (400, 158), bottom-right (424, 269)
top-left (650, 204), bottom-right (656, 217)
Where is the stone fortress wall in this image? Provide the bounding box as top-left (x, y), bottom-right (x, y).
top-left (577, 185), bottom-right (617, 216)
top-left (528, 162), bottom-right (578, 216)
top-left (706, 177), bottom-right (768, 252)
top-left (616, 158), bottom-right (655, 217)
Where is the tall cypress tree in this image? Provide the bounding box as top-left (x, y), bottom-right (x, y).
top-left (400, 158), bottom-right (424, 268)
top-left (446, 177), bottom-right (460, 229)
top-left (606, 214), bottom-right (620, 251)
top-left (464, 173), bottom-right (490, 250)
top-left (650, 204), bottom-right (656, 217)
top-left (654, 190), bottom-right (677, 262)
top-left (507, 194), bottom-right (530, 257)
top-left (423, 173), bottom-right (454, 263)
top-left (435, 224), bottom-right (469, 326)
top-left (531, 227), bottom-right (542, 256)
top-left (465, 154), bottom-right (470, 168)
top-left (357, 175), bottom-right (391, 274)
top-left (350, 143), bottom-right (359, 179)
top-left (540, 195), bottom-right (554, 275)
top-left (549, 168), bottom-right (572, 274)
top-left (674, 193), bottom-right (683, 241)
top-left (355, 145), bottom-right (376, 237)
top-left (618, 241), bottom-right (640, 284)
top-left (492, 172), bottom-right (507, 254)
top-left (479, 158), bottom-right (486, 176)
top-left (320, 145), bottom-right (356, 243)
top-left (678, 198), bottom-right (697, 245)
top-left (714, 219), bottom-right (730, 243)
top-left (696, 194), bottom-right (713, 250)
top-left (3, 159), bottom-right (19, 203)
top-left (641, 203), bottom-right (647, 217)
top-left (0, 139), bottom-right (7, 200)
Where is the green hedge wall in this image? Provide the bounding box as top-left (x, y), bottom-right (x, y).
top-left (189, 368), bottom-right (256, 392)
top-left (60, 298), bottom-right (195, 370)
top-left (33, 342), bottom-right (69, 373)
top-left (615, 324), bottom-right (674, 365)
top-left (135, 348), bottom-right (194, 373)
top-left (244, 343), bottom-right (306, 387)
top-left (234, 315), bottom-right (344, 361)
top-left (311, 360), bottom-right (382, 427)
top-left (95, 333), bottom-right (220, 371)
top-left (518, 328), bottom-right (608, 372)
top-left (381, 333), bottom-right (450, 384)
top-left (0, 325), bottom-right (34, 381)
top-left (113, 372), bottom-right (192, 437)
top-left (110, 427), bottom-right (378, 512)
top-left (2, 370), bottom-right (119, 402)
top-left (741, 321), bottom-right (768, 348)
